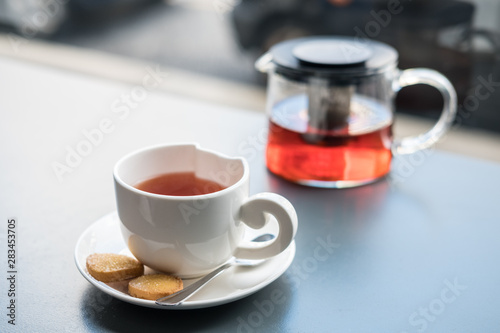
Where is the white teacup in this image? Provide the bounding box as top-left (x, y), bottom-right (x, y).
top-left (114, 143), bottom-right (298, 278)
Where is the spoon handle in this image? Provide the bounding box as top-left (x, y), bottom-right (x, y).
top-left (156, 262), bottom-right (233, 306)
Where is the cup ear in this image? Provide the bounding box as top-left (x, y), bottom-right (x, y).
top-left (233, 193), bottom-right (298, 260)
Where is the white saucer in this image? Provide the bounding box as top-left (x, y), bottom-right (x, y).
top-left (74, 212), bottom-right (296, 310)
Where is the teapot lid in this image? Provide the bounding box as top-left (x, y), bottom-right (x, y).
top-left (268, 36), bottom-right (398, 79)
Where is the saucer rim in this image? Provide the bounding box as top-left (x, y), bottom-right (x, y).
top-left (74, 212), bottom-right (296, 310)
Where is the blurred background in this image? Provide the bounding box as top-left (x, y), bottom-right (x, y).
top-left (0, 0), bottom-right (499, 134)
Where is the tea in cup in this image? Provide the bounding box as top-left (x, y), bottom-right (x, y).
top-left (113, 143), bottom-right (298, 278)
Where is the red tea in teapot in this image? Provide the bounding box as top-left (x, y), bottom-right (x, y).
top-left (266, 95), bottom-right (393, 187)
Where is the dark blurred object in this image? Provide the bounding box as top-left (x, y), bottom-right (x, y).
top-left (232, 0), bottom-right (500, 132)
top-left (68, 0), bottom-right (161, 20)
top-left (232, 0), bottom-right (474, 53)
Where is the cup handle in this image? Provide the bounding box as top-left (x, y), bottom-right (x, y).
top-left (392, 68), bottom-right (457, 155)
top-left (233, 192), bottom-right (298, 260)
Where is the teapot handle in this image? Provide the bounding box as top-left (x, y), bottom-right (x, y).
top-left (392, 68), bottom-right (457, 155)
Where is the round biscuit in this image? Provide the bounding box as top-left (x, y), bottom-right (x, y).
top-left (86, 253), bottom-right (144, 282)
top-left (128, 274), bottom-right (183, 300)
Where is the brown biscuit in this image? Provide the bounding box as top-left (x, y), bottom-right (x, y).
top-left (86, 253), bottom-right (144, 282)
top-left (128, 274), bottom-right (183, 300)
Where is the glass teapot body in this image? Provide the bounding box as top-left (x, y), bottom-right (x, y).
top-left (257, 37), bottom-right (456, 188)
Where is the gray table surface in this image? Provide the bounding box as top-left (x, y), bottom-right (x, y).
top-left (1, 56), bottom-right (500, 332)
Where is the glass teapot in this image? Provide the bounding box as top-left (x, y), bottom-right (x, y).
top-left (256, 36), bottom-right (457, 188)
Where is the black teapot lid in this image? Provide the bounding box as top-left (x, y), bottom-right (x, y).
top-left (269, 36), bottom-right (398, 79)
